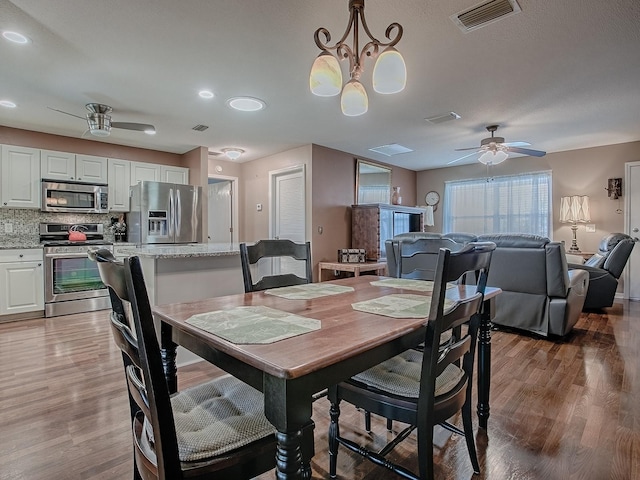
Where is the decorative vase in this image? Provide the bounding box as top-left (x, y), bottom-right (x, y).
top-left (391, 186), bottom-right (402, 205)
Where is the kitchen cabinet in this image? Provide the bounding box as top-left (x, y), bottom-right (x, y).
top-left (107, 158), bottom-right (132, 212)
top-left (0, 249), bottom-right (44, 316)
top-left (351, 203), bottom-right (426, 261)
top-left (161, 165), bottom-right (189, 184)
top-left (1, 144), bottom-right (41, 209)
top-left (131, 161), bottom-right (161, 184)
top-left (41, 150), bottom-right (108, 183)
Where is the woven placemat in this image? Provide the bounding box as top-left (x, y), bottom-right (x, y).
top-left (265, 283), bottom-right (354, 300)
top-left (352, 294), bottom-right (456, 319)
top-left (370, 278), bottom-right (455, 292)
top-left (186, 306), bottom-right (320, 344)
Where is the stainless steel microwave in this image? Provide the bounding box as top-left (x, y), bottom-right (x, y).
top-left (41, 180), bottom-right (109, 213)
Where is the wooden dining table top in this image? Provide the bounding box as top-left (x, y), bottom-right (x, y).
top-left (152, 276), bottom-right (500, 381)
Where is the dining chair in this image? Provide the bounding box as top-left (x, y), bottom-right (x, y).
top-left (328, 241), bottom-right (496, 480)
top-left (88, 248), bottom-right (278, 480)
top-left (239, 239), bottom-right (312, 292)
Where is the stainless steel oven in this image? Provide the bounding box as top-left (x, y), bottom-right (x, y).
top-left (41, 223), bottom-right (113, 317)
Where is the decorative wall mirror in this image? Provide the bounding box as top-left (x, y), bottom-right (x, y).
top-left (355, 159), bottom-right (392, 204)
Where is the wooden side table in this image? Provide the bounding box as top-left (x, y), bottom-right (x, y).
top-left (318, 261), bottom-right (387, 281)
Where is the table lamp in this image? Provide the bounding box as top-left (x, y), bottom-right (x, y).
top-left (559, 195), bottom-right (590, 253)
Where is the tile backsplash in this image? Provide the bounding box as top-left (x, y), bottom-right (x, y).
top-left (0, 208), bottom-right (118, 245)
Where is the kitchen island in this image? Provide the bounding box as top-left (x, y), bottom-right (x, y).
top-left (114, 243), bottom-right (245, 305)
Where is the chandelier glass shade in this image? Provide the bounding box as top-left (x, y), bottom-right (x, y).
top-left (310, 0), bottom-right (406, 116)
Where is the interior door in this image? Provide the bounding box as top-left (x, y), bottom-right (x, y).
top-left (270, 165), bottom-right (306, 278)
top-left (625, 161), bottom-right (640, 300)
top-left (208, 180), bottom-right (233, 244)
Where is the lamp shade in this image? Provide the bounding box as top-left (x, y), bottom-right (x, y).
top-left (560, 195), bottom-right (590, 223)
top-left (478, 149), bottom-right (508, 165)
top-left (309, 51), bottom-right (342, 97)
top-left (341, 79), bottom-right (368, 116)
top-left (372, 47), bottom-right (407, 94)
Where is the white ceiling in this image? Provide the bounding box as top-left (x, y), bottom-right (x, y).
top-left (1, 0), bottom-right (639, 171)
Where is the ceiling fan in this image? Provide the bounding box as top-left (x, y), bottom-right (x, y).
top-left (448, 125), bottom-right (546, 165)
top-left (49, 103), bottom-right (156, 137)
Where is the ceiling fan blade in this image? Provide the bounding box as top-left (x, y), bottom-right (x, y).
top-left (47, 106), bottom-right (85, 120)
top-left (455, 146), bottom-right (482, 151)
top-left (507, 146), bottom-right (546, 157)
top-left (503, 141), bottom-right (531, 147)
top-left (447, 151), bottom-right (480, 165)
top-left (111, 121), bottom-right (156, 133)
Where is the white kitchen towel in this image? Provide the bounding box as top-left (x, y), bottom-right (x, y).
top-left (424, 205), bottom-right (435, 226)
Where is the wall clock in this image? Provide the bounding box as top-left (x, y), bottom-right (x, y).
top-left (425, 191), bottom-right (440, 210)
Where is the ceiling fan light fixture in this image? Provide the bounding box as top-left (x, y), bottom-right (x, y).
top-left (310, 51), bottom-right (342, 97)
top-left (372, 47), bottom-right (406, 94)
top-left (87, 113), bottom-right (111, 137)
top-left (341, 79), bottom-right (368, 116)
top-left (478, 149), bottom-right (508, 165)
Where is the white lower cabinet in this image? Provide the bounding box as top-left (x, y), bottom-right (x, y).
top-left (0, 249), bottom-right (44, 316)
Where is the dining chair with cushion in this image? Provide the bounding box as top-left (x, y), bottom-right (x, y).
top-left (239, 239), bottom-right (312, 292)
top-left (327, 241), bottom-right (495, 480)
top-left (89, 248), bottom-right (278, 480)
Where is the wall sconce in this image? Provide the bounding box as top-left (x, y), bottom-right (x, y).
top-left (606, 178), bottom-right (622, 199)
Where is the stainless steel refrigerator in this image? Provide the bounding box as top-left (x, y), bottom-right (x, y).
top-left (128, 181), bottom-right (202, 244)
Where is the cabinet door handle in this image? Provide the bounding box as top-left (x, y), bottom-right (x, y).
top-left (38, 263), bottom-right (42, 267)
top-left (19, 254), bottom-right (23, 258)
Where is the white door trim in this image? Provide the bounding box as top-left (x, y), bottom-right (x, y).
top-left (268, 164), bottom-right (307, 240)
top-left (207, 174), bottom-right (239, 245)
top-left (624, 161), bottom-right (640, 300)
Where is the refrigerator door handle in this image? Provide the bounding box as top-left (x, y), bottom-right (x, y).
top-left (169, 188), bottom-right (175, 239)
top-left (176, 188), bottom-right (182, 236)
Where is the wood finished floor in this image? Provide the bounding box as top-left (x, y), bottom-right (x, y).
top-left (1, 301), bottom-right (639, 480)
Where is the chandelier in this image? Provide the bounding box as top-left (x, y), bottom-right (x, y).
top-left (309, 0), bottom-right (406, 116)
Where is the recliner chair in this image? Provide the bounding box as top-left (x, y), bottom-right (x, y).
top-left (568, 233), bottom-right (635, 309)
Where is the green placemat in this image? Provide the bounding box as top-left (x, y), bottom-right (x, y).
top-left (370, 278), bottom-right (455, 292)
top-left (351, 294), bottom-right (456, 319)
top-left (265, 283), bottom-right (354, 300)
top-left (186, 306), bottom-right (320, 344)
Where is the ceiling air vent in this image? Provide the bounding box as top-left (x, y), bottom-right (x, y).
top-left (451, 0), bottom-right (521, 33)
top-left (192, 124), bottom-right (209, 132)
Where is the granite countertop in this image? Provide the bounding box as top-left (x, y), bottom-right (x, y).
top-left (0, 237), bottom-right (42, 250)
top-left (114, 243), bottom-right (240, 259)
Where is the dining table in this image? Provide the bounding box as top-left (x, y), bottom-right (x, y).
top-left (153, 275), bottom-right (500, 480)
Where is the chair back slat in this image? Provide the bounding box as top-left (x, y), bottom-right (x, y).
top-left (394, 238), bottom-right (462, 280)
top-left (240, 239), bottom-right (312, 292)
top-left (126, 364), bottom-right (152, 420)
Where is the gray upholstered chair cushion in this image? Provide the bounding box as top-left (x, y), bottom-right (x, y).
top-left (351, 349), bottom-right (464, 398)
top-left (144, 375), bottom-right (276, 462)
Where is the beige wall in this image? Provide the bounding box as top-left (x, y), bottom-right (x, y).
top-left (417, 140), bottom-right (640, 253)
top-left (239, 145), bottom-right (313, 243)
top-left (0, 126), bottom-right (183, 165)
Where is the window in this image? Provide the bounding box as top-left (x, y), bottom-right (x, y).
top-left (443, 171), bottom-right (551, 236)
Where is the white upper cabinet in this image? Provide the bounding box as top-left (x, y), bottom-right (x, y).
top-left (41, 150), bottom-right (107, 183)
top-left (130, 161), bottom-right (161, 184)
top-left (107, 158), bottom-right (132, 212)
top-left (161, 165), bottom-right (189, 185)
top-left (75, 154), bottom-right (108, 183)
top-left (1, 145), bottom-right (41, 209)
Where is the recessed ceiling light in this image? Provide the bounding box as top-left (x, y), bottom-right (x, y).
top-left (221, 148), bottom-right (245, 160)
top-left (0, 100), bottom-right (17, 108)
top-left (227, 97), bottom-right (265, 112)
top-left (2, 31), bottom-right (30, 44)
top-left (199, 90), bottom-right (214, 99)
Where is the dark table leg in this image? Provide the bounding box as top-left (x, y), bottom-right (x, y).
top-left (477, 297), bottom-right (493, 429)
top-left (160, 322), bottom-right (178, 394)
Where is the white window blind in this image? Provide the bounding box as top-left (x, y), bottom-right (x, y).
top-left (443, 171), bottom-right (552, 236)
